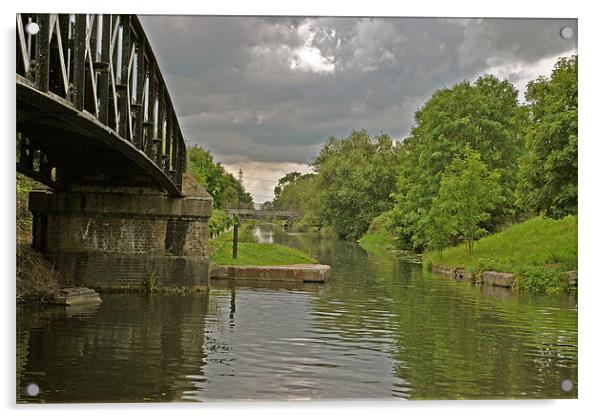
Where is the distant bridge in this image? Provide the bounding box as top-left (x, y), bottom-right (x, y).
top-left (17, 14), bottom-right (212, 290)
top-left (225, 209), bottom-right (299, 220)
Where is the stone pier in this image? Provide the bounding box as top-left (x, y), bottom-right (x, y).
top-left (28, 189), bottom-right (212, 290)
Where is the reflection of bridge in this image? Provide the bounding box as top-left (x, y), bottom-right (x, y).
top-left (225, 209), bottom-right (299, 220)
top-left (17, 14), bottom-right (211, 289)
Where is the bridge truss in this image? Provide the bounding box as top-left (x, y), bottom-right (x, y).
top-left (16, 14), bottom-right (186, 196)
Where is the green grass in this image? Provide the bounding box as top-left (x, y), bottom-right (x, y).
top-left (358, 229), bottom-right (395, 253)
top-left (359, 229), bottom-right (423, 264)
top-left (209, 229), bottom-right (317, 267)
top-left (358, 211), bottom-right (397, 253)
top-left (424, 216), bottom-right (577, 292)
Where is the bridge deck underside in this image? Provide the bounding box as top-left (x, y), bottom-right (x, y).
top-left (17, 81), bottom-right (177, 194)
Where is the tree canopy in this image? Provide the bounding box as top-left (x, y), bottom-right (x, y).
top-left (391, 75), bottom-right (527, 251)
top-left (517, 55), bottom-right (578, 218)
top-left (426, 149), bottom-right (502, 254)
top-left (311, 130), bottom-right (400, 239)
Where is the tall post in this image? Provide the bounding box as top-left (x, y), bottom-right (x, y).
top-left (232, 222), bottom-right (239, 259)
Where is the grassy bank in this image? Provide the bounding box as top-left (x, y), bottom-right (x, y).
top-left (358, 230), bottom-right (395, 254)
top-left (209, 226), bottom-right (317, 267)
top-left (424, 216), bottom-right (577, 292)
top-left (358, 212), bottom-right (396, 253)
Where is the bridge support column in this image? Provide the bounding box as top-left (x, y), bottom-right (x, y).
top-left (28, 189), bottom-right (212, 290)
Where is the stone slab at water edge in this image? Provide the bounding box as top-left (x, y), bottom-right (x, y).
top-left (432, 266), bottom-right (578, 289)
top-left (47, 287), bottom-right (102, 305)
top-left (211, 264), bottom-right (331, 283)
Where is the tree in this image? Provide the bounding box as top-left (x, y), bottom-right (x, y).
top-left (391, 75), bottom-right (527, 251)
top-left (426, 150), bottom-right (502, 255)
top-left (311, 130), bottom-right (401, 240)
top-left (271, 173), bottom-right (319, 230)
top-left (273, 171), bottom-right (302, 199)
top-left (517, 56), bottom-right (577, 218)
top-left (187, 145), bottom-right (253, 209)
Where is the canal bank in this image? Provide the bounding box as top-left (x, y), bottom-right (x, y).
top-left (431, 265), bottom-right (578, 290)
top-left (360, 215), bottom-right (577, 293)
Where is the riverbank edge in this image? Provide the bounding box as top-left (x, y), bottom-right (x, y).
top-left (357, 233), bottom-right (577, 292)
top-left (94, 284), bottom-right (210, 293)
top-left (359, 216), bottom-right (577, 293)
top-left (431, 265), bottom-right (578, 290)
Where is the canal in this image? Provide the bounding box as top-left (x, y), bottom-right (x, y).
top-left (17, 225), bottom-right (577, 402)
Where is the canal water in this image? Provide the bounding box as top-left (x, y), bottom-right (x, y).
top-left (17, 225), bottom-right (577, 402)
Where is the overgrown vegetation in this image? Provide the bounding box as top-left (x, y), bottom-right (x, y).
top-left (17, 245), bottom-right (59, 302)
top-left (424, 216), bottom-right (577, 293)
top-left (187, 145), bottom-right (256, 241)
top-left (208, 208), bottom-right (234, 238)
top-left (425, 149), bottom-right (502, 254)
top-left (143, 265), bottom-right (158, 292)
top-left (187, 145), bottom-right (253, 209)
top-left (16, 173), bottom-right (59, 302)
top-left (357, 212), bottom-right (396, 253)
top-left (391, 75), bottom-right (528, 252)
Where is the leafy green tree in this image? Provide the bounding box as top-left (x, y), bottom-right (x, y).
top-left (271, 173), bottom-right (319, 229)
top-left (426, 150), bottom-right (502, 255)
top-left (273, 171), bottom-right (302, 199)
top-left (311, 130), bottom-right (400, 239)
top-left (392, 75), bottom-right (527, 251)
top-left (424, 198), bottom-right (456, 255)
top-left (517, 56), bottom-right (577, 218)
top-left (187, 145), bottom-right (253, 209)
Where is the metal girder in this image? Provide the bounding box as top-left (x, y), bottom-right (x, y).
top-left (16, 14), bottom-right (186, 195)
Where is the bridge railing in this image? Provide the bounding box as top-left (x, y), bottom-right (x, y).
top-left (225, 209), bottom-right (300, 219)
top-left (16, 14), bottom-right (186, 191)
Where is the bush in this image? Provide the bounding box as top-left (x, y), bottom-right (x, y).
top-left (208, 209), bottom-right (233, 238)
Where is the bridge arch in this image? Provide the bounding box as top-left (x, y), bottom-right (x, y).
top-left (17, 14), bottom-right (186, 196)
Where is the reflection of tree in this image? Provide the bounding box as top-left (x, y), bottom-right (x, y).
top-left (17, 293), bottom-right (210, 403)
top-left (385, 270), bottom-right (578, 399)
top-left (282, 230), bottom-right (577, 399)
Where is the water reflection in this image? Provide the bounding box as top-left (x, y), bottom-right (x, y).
top-left (17, 224), bottom-right (577, 402)
top-left (17, 293), bottom-right (210, 403)
top-left (254, 224), bottom-right (275, 243)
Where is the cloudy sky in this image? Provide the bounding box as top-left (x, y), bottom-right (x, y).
top-left (140, 16), bottom-right (577, 203)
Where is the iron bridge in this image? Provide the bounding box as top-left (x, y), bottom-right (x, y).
top-left (17, 14), bottom-right (186, 196)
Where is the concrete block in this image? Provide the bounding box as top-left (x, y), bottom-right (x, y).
top-left (210, 264), bottom-right (330, 283)
top-left (482, 271), bottom-right (515, 288)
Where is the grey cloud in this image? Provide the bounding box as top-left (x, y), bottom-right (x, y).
top-left (458, 18), bottom-right (577, 66)
top-left (140, 15), bottom-right (577, 168)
